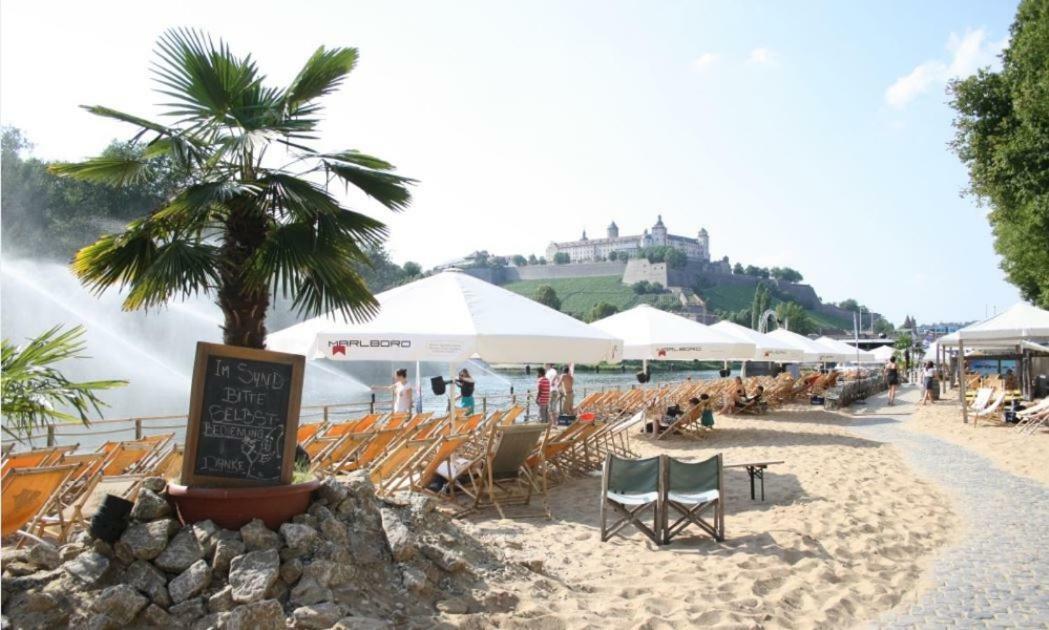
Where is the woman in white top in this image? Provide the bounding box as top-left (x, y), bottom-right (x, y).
top-left (920, 361), bottom-right (936, 406)
top-left (391, 368), bottom-right (413, 414)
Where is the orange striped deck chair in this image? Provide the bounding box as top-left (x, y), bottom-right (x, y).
top-left (2, 464), bottom-right (77, 541)
top-left (1, 446), bottom-right (77, 477)
top-left (383, 413), bottom-right (410, 429)
top-left (499, 406), bottom-right (525, 426)
top-left (59, 453), bottom-right (107, 488)
top-left (323, 413), bottom-right (383, 438)
top-left (297, 422), bottom-right (325, 446)
top-left (412, 435), bottom-right (470, 497)
top-left (370, 438), bottom-right (436, 495)
top-left (148, 446), bottom-right (183, 479)
top-left (102, 443), bottom-right (153, 476)
top-left (331, 428), bottom-right (402, 474)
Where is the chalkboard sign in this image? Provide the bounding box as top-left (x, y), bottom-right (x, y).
top-left (181, 343), bottom-right (305, 488)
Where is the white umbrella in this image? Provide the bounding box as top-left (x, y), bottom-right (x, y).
top-left (590, 305), bottom-right (754, 368)
top-left (765, 329), bottom-right (840, 363)
top-left (267, 269), bottom-right (622, 411)
top-left (710, 320), bottom-right (806, 362)
top-left (868, 345), bottom-right (896, 362)
top-left (956, 302), bottom-right (1049, 344)
top-left (816, 336), bottom-right (876, 362)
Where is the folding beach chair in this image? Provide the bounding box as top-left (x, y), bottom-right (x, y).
top-left (599, 454), bottom-right (662, 545)
top-left (967, 387), bottom-right (993, 413)
top-left (1015, 398), bottom-right (1049, 434)
top-left (1, 446), bottom-right (77, 477)
top-left (370, 438), bottom-right (437, 496)
top-left (101, 443), bottom-right (154, 476)
top-left (1, 464), bottom-right (77, 543)
top-left (661, 454), bottom-right (724, 544)
top-left (973, 391), bottom-right (1006, 427)
top-left (655, 405), bottom-right (702, 440)
top-left (454, 422), bottom-right (550, 518)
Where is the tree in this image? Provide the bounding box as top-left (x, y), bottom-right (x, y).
top-left (490, 256), bottom-right (508, 268)
top-left (873, 318), bottom-right (896, 335)
top-left (534, 285), bottom-right (561, 310)
top-left (770, 266), bottom-right (803, 282)
top-left (949, 0), bottom-right (1049, 308)
top-left (775, 301), bottom-right (813, 334)
top-left (607, 250), bottom-right (618, 261)
top-left (618, 251), bottom-right (630, 261)
top-left (402, 261), bottom-right (422, 277)
top-left (838, 298), bottom-right (860, 311)
top-left (632, 281), bottom-right (651, 294)
top-left (750, 283), bottom-right (771, 329)
top-left (51, 29), bottom-right (414, 348)
top-left (733, 262), bottom-right (744, 275)
top-left (589, 302), bottom-right (618, 322)
top-left (1, 326), bottom-right (126, 443)
top-left (511, 254), bottom-right (527, 266)
top-left (553, 252), bottom-right (571, 265)
top-left (664, 248), bottom-right (687, 269)
top-left (538, 257), bottom-right (547, 265)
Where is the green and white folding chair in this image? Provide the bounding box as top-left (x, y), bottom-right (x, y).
top-left (599, 454), bottom-right (661, 545)
top-left (661, 454), bottom-right (724, 543)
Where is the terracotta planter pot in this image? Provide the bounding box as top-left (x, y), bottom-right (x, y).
top-left (166, 479), bottom-right (322, 530)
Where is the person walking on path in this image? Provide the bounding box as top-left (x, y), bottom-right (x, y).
top-left (920, 361), bottom-right (936, 406)
top-left (456, 368), bottom-right (476, 416)
top-left (884, 356), bottom-right (901, 406)
top-left (536, 370), bottom-right (552, 425)
top-left (545, 363), bottom-right (561, 420)
top-left (560, 366), bottom-right (575, 416)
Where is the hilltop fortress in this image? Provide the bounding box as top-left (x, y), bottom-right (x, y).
top-left (546, 215), bottom-right (711, 263)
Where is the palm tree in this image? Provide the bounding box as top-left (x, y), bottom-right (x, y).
top-left (2, 326), bottom-right (126, 443)
top-left (51, 29), bottom-right (415, 348)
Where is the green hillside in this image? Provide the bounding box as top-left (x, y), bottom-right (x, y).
top-left (504, 275), bottom-right (854, 331)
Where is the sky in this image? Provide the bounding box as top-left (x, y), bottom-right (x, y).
top-left (0, 0), bottom-right (1025, 325)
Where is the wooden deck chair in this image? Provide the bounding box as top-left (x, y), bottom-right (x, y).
top-left (463, 422), bottom-right (550, 518)
top-left (973, 391), bottom-right (1006, 427)
top-left (147, 446), bottom-right (183, 479)
top-left (599, 454), bottom-right (662, 545)
top-left (383, 413), bottom-right (410, 429)
top-left (967, 388), bottom-right (994, 413)
top-left (310, 431), bottom-right (372, 474)
top-left (498, 406), bottom-right (525, 426)
top-left (1016, 398), bottom-right (1049, 434)
top-left (1, 443), bottom-right (13, 458)
top-left (330, 428), bottom-right (402, 474)
top-left (297, 422), bottom-right (325, 446)
top-left (323, 413), bottom-right (383, 439)
top-left (1, 446), bottom-right (76, 477)
top-left (411, 435), bottom-right (470, 497)
top-left (370, 438), bottom-right (436, 495)
top-left (101, 443), bottom-right (153, 476)
top-left (661, 454), bottom-right (724, 544)
top-left (1, 464), bottom-right (77, 543)
top-left (58, 453), bottom-right (107, 491)
top-left (655, 405), bottom-right (703, 440)
top-left (39, 470), bottom-right (104, 543)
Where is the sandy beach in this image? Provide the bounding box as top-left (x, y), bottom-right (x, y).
top-left (463, 404), bottom-right (958, 629)
top-left (903, 397), bottom-right (1049, 487)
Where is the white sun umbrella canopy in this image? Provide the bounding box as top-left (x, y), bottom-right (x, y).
top-left (589, 305), bottom-right (755, 362)
top-left (868, 345), bottom-right (896, 363)
top-left (955, 302), bottom-right (1049, 345)
top-left (267, 269), bottom-right (622, 364)
top-left (710, 320), bottom-right (806, 362)
top-left (765, 329), bottom-right (840, 363)
top-left (816, 336), bottom-right (876, 362)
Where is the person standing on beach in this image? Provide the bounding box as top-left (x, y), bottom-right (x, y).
top-left (456, 368), bottom-right (476, 416)
top-left (392, 368), bottom-right (413, 414)
top-left (560, 366), bottom-right (575, 416)
top-left (884, 356), bottom-right (900, 406)
top-left (920, 361), bottom-right (936, 406)
top-left (536, 370), bottom-right (552, 425)
top-left (545, 363), bottom-right (561, 419)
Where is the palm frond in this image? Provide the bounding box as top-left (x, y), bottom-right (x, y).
top-left (71, 220), bottom-right (160, 295)
top-left (49, 156), bottom-right (151, 187)
top-left (123, 239), bottom-right (220, 310)
top-left (322, 158), bottom-right (415, 211)
top-left (152, 181), bottom-right (258, 224)
top-left (286, 47), bottom-right (358, 109)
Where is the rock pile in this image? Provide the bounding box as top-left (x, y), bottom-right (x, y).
top-left (1, 473), bottom-right (534, 629)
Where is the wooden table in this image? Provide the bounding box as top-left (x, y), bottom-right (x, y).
top-left (725, 460), bottom-right (784, 501)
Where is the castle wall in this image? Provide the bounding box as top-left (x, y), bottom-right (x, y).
top-left (506, 261), bottom-right (627, 282)
top-left (622, 259), bottom-right (669, 286)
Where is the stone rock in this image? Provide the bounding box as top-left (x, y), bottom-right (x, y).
top-left (4, 561), bottom-right (38, 576)
top-left (436, 597), bottom-right (471, 615)
top-left (27, 542), bottom-right (61, 570)
top-left (169, 559), bottom-right (211, 604)
top-left (379, 508), bottom-right (415, 562)
top-left (192, 612), bottom-right (229, 630)
top-left (84, 613), bottom-right (121, 630)
top-left (319, 515), bottom-right (350, 547)
top-left (289, 577), bottom-right (333, 607)
top-left (229, 548), bottom-right (280, 604)
top-left (59, 543), bottom-right (87, 563)
top-left (401, 564), bottom-right (429, 595)
top-left (129, 489), bottom-right (172, 520)
top-left (212, 537), bottom-right (246, 574)
top-left (141, 476), bottom-right (168, 493)
top-left (93, 539), bottom-right (116, 560)
top-left (126, 559), bottom-right (172, 607)
top-left (224, 599), bottom-right (285, 630)
top-left (3, 590), bottom-right (71, 627)
top-left (264, 576), bottom-right (288, 601)
top-left (317, 477), bottom-right (348, 505)
top-left (62, 551), bottom-right (110, 585)
top-left (191, 520), bottom-right (219, 556)
top-left (92, 584), bottom-right (149, 625)
top-left (207, 585), bottom-right (235, 613)
top-left (240, 519), bottom-right (281, 551)
top-left (118, 518), bottom-right (179, 560)
top-left (169, 597), bottom-right (206, 625)
top-left (421, 544), bottom-right (466, 573)
top-left (293, 602), bottom-right (345, 629)
top-left (140, 603), bottom-right (175, 627)
top-left (22, 590), bottom-right (62, 613)
top-left (154, 528), bottom-right (204, 573)
top-left (307, 503), bottom-right (334, 522)
top-left (333, 617), bottom-right (394, 630)
top-left (2, 548), bottom-right (29, 564)
top-left (482, 589), bottom-right (520, 612)
top-left (279, 522), bottom-right (318, 551)
top-left (4, 568), bottom-right (63, 595)
top-left (279, 558), bottom-right (303, 584)
top-left (291, 513), bottom-right (319, 529)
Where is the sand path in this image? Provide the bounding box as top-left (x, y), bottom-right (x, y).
top-left (845, 385), bottom-right (1049, 628)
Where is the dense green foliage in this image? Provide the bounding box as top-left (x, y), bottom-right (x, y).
top-left (750, 283), bottom-right (772, 329)
top-left (775, 301), bottom-right (814, 334)
top-left (52, 29), bottom-right (415, 348)
top-left (873, 318), bottom-right (896, 335)
top-left (1, 128), bottom-right (185, 260)
top-left (631, 281), bottom-right (665, 295)
top-left (534, 284), bottom-right (561, 310)
top-left (949, 0), bottom-right (1049, 308)
top-left (729, 262), bottom-right (803, 282)
top-left (553, 252), bottom-right (571, 265)
top-left (636, 246), bottom-right (687, 268)
top-left (1, 326), bottom-right (127, 442)
top-left (588, 302), bottom-right (619, 322)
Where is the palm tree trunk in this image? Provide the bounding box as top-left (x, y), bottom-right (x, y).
top-left (218, 200), bottom-right (270, 348)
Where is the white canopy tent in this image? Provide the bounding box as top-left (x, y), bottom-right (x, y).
top-left (868, 345), bottom-right (896, 363)
top-left (816, 336), bottom-right (876, 363)
top-left (589, 305), bottom-right (755, 369)
top-left (765, 329), bottom-right (841, 363)
top-left (710, 320), bottom-right (806, 362)
top-left (267, 269), bottom-right (623, 412)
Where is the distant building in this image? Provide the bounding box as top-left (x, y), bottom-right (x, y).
top-left (545, 216), bottom-right (711, 263)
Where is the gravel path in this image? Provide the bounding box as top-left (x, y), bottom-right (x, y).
top-left (846, 385), bottom-right (1049, 628)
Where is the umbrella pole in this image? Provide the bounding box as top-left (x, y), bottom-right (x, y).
top-left (959, 340), bottom-right (968, 424)
top-left (449, 362), bottom-right (457, 420)
top-left (415, 361), bottom-right (423, 413)
top-left (643, 359), bottom-right (648, 375)
top-left (741, 360), bottom-right (747, 379)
